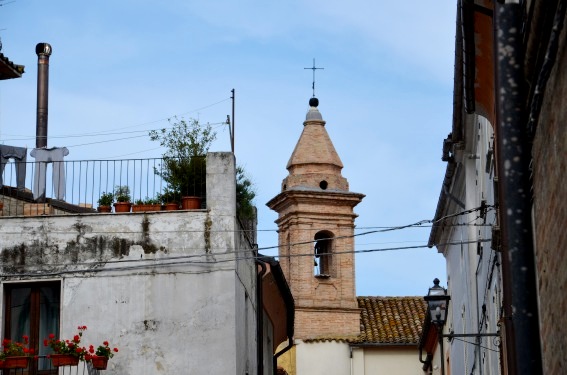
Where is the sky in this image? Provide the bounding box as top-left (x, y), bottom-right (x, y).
top-left (0, 1), bottom-right (456, 296)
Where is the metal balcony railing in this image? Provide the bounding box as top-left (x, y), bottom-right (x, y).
top-left (0, 157), bottom-right (206, 216)
top-left (0, 355), bottom-right (104, 375)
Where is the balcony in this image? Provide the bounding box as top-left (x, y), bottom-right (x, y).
top-left (0, 157), bottom-right (206, 217)
top-left (0, 356), bottom-right (104, 375)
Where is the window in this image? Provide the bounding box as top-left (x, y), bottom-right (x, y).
top-left (314, 231), bottom-right (333, 277)
top-left (3, 281), bottom-right (60, 374)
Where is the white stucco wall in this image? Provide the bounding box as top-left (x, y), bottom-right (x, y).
top-left (0, 152), bottom-right (258, 375)
top-left (436, 116), bottom-right (502, 375)
top-left (295, 340), bottom-right (351, 375)
top-left (352, 346), bottom-right (423, 375)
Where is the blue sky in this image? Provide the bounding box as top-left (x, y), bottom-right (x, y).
top-left (0, 1), bottom-right (456, 296)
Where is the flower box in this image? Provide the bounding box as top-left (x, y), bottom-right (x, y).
top-left (132, 204), bottom-right (161, 212)
top-left (50, 354), bottom-right (79, 367)
top-left (3, 356), bottom-right (30, 369)
top-left (91, 356), bottom-right (109, 370)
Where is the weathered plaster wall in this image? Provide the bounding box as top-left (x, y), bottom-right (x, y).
top-left (0, 152), bottom-right (258, 375)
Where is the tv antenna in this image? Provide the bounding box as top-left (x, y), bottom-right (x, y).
top-left (304, 58), bottom-right (324, 98)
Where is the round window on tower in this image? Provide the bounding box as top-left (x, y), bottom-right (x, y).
top-left (319, 180), bottom-right (328, 190)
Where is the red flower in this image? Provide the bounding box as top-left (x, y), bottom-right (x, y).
top-left (43, 339), bottom-right (48, 347)
top-left (103, 341), bottom-right (109, 346)
top-left (73, 335), bottom-right (80, 343)
top-left (113, 348), bottom-right (119, 353)
top-left (48, 333), bottom-right (55, 339)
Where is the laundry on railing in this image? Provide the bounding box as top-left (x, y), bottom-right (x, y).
top-left (30, 146), bottom-right (69, 201)
top-left (0, 145), bottom-right (27, 190)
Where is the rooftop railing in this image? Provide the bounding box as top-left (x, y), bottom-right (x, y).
top-left (0, 157), bottom-right (206, 216)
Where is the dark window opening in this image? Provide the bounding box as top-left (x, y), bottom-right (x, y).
top-left (3, 281), bottom-right (60, 375)
top-left (319, 180), bottom-right (328, 190)
top-left (314, 231), bottom-right (333, 278)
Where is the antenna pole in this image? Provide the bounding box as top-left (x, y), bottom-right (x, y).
top-left (231, 89), bottom-right (235, 154)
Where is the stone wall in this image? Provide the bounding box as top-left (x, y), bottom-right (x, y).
top-left (532, 23), bottom-right (567, 375)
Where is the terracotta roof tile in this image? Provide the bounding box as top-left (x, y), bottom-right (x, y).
top-left (0, 53), bottom-right (25, 80)
top-left (303, 296), bottom-right (426, 344)
top-left (357, 296), bottom-right (426, 344)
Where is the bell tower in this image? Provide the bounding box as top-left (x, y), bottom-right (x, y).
top-left (267, 98), bottom-right (364, 339)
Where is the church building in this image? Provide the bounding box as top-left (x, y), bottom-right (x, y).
top-left (268, 98), bottom-right (426, 374)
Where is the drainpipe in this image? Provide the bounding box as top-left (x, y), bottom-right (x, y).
top-left (35, 43), bottom-right (52, 148)
top-left (273, 337), bottom-right (293, 375)
top-left (256, 258), bottom-right (267, 375)
top-left (494, 2), bottom-right (543, 374)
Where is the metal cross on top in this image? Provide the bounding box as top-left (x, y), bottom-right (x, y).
top-left (304, 58), bottom-right (324, 97)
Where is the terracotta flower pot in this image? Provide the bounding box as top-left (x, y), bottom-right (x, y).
top-left (90, 356), bottom-right (109, 370)
top-left (113, 202), bottom-right (132, 213)
top-left (132, 204), bottom-right (161, 212)
top-left (3, 356), bottom-right (30, 369)
top-left (164, 202), bottom-right (179, 211)
top-left (50, 354), bottom-right (79, 367)
top-left (181, 196), bottom-right (202, 210)
top-left (97, 205), bottom-right (112, 213)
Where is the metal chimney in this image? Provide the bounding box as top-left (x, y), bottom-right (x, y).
top-left (35, 43), bottom-right (52, 148)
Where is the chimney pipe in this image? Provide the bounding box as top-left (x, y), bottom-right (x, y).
top-left (35, 43), bottom-right (52, 148)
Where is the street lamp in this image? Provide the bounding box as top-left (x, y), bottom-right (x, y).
top-left (424, 278), bottom-right (450, 375)
top-left (425, 278), bottom-right (451, 326)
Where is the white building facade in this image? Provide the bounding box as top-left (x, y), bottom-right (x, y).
top-left (426, 114), bottom-right (502, 375)
top-left (0, 152), bottom-right (262, 375)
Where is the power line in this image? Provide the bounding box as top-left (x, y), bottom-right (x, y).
top-left (0, 98), bottom-right (231, 141)
top-left (0, 239), bottom-right (490, 277)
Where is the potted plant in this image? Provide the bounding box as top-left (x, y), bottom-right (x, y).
top-left (113, 185), bottom-right (132, 213)
top-left (149, 118), bottom-right (214, 210)
top-left (97, 192), bottom-right (114, 213)
top-left (0, 336), bottom-right (33, 369)
top-left (158, 191), bottom-right (179, 211)
top-left (132, 196), bottom-right (161, 212)
top-left (44, 326), bottom-right (88, 367)
top-left (149, 117), bottom-right (256, 216)
top-left (87, 341), bottom-right (118, 370)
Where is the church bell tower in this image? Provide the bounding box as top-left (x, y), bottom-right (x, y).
top-left (267, 98), bottom-right (364, 339)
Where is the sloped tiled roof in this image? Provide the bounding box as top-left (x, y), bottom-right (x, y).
top-left (0, 52), bottom-right (25, 80)
top-left (303, 296), bottom-right (426, 345)
top-left (358, 296), bottom-right (426, 344)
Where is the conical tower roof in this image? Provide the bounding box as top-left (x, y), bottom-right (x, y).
top-left (283, 98), bottom-right (349, 192)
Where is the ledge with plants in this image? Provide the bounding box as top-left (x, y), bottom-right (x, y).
top-left (113, 185), bottom-right (132, 213)
top-left (0, 335), bottom-right (33, 369)
top-left (132, 196), bottom-right (162, 212)
top-left (149, 117), bottom-right (255, 216)
top-left (44, 326), bottom-right (88, 367)
top-left (86, 341), bottom-right (119, 370)
top-left (44, 325), bottom-right (118, 369)
top-left (97, 192), bottom-right (114, 213)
